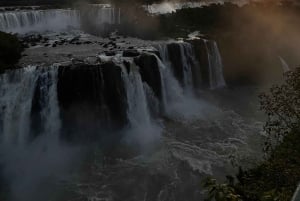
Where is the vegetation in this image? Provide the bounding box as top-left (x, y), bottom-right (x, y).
top-left (0, 31), bottom-right (23, 73)
top-left (204, 68), bottom-right (300, 201)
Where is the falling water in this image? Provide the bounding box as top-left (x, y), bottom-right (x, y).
top-left (121, 61), bottom-right (151, 127)
top-left (120, 59), bottom-right (161, 148)
top-left (0, 9), bottom-right (81, 33)
top-left (279, 56), bottom-right (291, 73)
top-left (178, 42), bottom-right (196, 91)
top-left (0, 65), bottom-right (60, 145)
top-left (205, 40), bottom-right (226, 89)
top-left (0, 6), bottom-right (121, 34)
top-left (0, 66), bottom-right (38, 144)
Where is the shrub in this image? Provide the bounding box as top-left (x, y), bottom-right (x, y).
top-left (0, 31), bottom-right (23, 72)
top-left (259, 68), bottom-right (300, 152)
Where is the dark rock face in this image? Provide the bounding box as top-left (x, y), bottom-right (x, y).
top-left (134, 53), bottom-right (162, 101)
top-left (101, 62), bottom-right (128, 130)
top-left (0, 31), bottom-right (23, 72)
top-left (188, 39), bottom-right (210, 88)
top-left (57, 63), bottom-right (127, 141)
top-left (123, 49), bottom-right (140, 57)
top-left (167, 43), bottom-right (184, 85)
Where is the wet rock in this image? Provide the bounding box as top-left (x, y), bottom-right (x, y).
top-left (123, 60), bottom-right (131, 74)
top-left (84, 56), bottom-right (101, 65)
top-left (123, 49), bottom-right (139, 57)
top-left (105, 51), bottom-right (116, 56)
top-left (167, 43), bottom-right (184, 85)
top-left (57, 62), bottom-right (128, 141)
top-left (134, 53), bottom-right (162, 100)
top-left (71, 58), bottom-right (85, 65)
top-left (69, 36), bottom-right (80, 44)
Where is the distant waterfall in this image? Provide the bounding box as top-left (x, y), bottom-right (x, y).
top-left (85, 5), bottom-right (121, 25)
top-left (0, 9), bottom-right (80, 33)
top-left (279, 56), bottom-right (290, 73)
top-left (0, 6), bottom-right (121, 34)
top-left (0, 66), bottom-right (60, 145)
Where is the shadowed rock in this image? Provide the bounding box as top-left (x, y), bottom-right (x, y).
top-left (134, 53), bottom-right (162, 100)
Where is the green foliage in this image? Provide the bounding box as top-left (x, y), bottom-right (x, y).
top-left (259, 68), bottom-right (300, 152)
top-left (204, 68), bottom-right (300, 201)
top-left (203, 177), bottom-right (242, 201)
top-left (0, 31), bottom-right (23, 73)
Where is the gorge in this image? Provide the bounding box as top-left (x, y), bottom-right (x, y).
top-left (0, 1), bottom-right (288, 201)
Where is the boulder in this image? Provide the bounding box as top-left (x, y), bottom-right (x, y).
top-left (123, 49), bottom-right (140, 57)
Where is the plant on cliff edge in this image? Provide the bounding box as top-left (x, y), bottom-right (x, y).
top-left (0, 31), bottom-right (23, 72)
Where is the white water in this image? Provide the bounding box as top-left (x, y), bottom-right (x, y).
top-left (279, 56), bottom-right (291, 73)
top-left (204, 40), bottom-right (226, 89)
top-left (156, 43), bottom-right (217, 120)
top-left (0, 6), bottom-right (121, 33)
top-left (0, 65), bottom-right (60, 145)
top-left (145, 0), bottom-right (250, 14)
top-left (121, 59), bottom-right (161, 149)
top-left (0, 9), bottom-right (80, 33)
top-left (0, 65), bottom-right (74, 201)
top-left (0, 66), bottom-right (38, 144)
top-left (86, 5), bottom-right (121, 25)
top-left (178, 42), bottom-right (194, 91)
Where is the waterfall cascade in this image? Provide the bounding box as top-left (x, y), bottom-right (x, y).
top-left (0, 66), bottom-right (60, 145)
top-left (0, 9), bottom-right (80, 33)
top-left (0, 39), bottom-right (226, 143)
top-left (204, 40), bottom-right (226, 89)
top-left (0, 5), bottom-right (121, 33)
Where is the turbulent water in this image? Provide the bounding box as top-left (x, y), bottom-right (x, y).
top-left (145, 0), bottom-right (252, 14)
top-left (0, 30), bottom-right (263, 200)
top-left (0, 5), bottom-right (121, 33)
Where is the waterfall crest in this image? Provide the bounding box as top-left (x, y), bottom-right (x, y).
top-left (0, 10), bottom-right (80, 33)
top-left (0, 39), bottom-right (226, 143)
top-left (0, 6), bottom-right (121, 33)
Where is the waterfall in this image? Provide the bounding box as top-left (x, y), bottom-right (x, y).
top-left (120, 59), bottom-right (161, 148)
top-left (0, 39), bottom-right (226, 144)
top-left (155, 40), bottom-right (225, 119)
top-left (178, 42), bottom-right (196, 91)
top-left (84, 5), bottom-right (121, 26)
top-left (0, 65), bottom-right (60, 145)
top-left (0, 9), bottom-right (81, 33)
top-left (121, 60), bottom-right (151, 127)
top-left (156, 43), bottom-right (200, 118)
top-left (204, 40), bottom-right (226, 89)
top-left (279, 56), bottom-right (290, 73)
top-left (0, 6), bottom-right (121, 34)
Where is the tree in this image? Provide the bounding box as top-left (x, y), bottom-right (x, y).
top-left (259, 68), bottom-right (300, 152)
